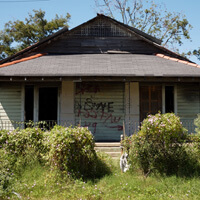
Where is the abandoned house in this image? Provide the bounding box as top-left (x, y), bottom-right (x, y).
top-left (0, 14), bottom-right (200, 141)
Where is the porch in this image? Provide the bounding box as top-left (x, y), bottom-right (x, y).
top-left (0, 119), bottom-right (196, 138)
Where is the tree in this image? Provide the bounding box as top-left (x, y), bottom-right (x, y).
top-left (0, 9), bottom-right (71, 60)
top-left (193, 48), bottom-right (200, 60)
top-left (95, 0), bottom-right (192, 51)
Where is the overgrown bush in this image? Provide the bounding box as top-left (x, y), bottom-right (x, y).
top-left (194, 114), bottom-right (200, 134)
top-left (0, 125), bottom-right (113, 198)
top-left (0, 128), bottom-right (45, 198)
top-left (45, 125), bottom-right (110, 179)
top-left (124, 113), bottom-right (199, 176)
top-left (2, 127), bottom-right (45, 166)
top-left (0, 149), bottom-right (16, 198)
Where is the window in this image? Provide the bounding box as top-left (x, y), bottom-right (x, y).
top-left (140, 85), bottom-right (162, 121)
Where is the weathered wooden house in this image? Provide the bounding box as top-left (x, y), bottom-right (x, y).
top-left (0, 14), bottom-right (200, 141)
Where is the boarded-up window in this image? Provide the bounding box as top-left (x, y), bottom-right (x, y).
top-left (140, 85), bottom-right (162, 121)
top-left (75, 82), bottom-right (124, 142)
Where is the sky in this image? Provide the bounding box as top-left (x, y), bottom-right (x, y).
top-left (0, 0), bottom-right (199, 64)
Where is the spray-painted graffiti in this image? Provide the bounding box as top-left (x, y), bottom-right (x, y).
top-left (77, 109), bottom-right (121, 124)
top-left (83, 98), bottom-right (114, 112)
top-left (75, 83), bottom-right (123, 135)
top-left (75, 83), bottom-right (100, 95)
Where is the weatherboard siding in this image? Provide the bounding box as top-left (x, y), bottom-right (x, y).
top-left (177, 84), bottom-right (200, 133)
top-left (75, 82), bottom-right (124, 142)
top-left (0, 84), bottom-right (22, 130)
top-left (41, 37), bottom-right (159, 54)
top-left (37, 15), bottom-right (160, 55)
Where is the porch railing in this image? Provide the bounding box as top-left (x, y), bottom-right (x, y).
top-left (0, 119), bottom-right (197, 134)
top-left (0, 120), bottom-right (74, 131)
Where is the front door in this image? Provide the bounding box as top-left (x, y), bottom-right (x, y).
top-left (140, 85), bottom-right (162, 122)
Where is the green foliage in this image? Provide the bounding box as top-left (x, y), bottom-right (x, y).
top-left (193, 48), bottom-right (200, 60)
top-left (95, 0), bottom-right (192, 50)
top-left (2, 124), bottom-right (200, 199)
top-left (0, 128), bottom-right (46, 198)
top-left (2, 128), bottom-right (46, 164)
top-left (0, 9), bottom-right (70, 60)
top-left (0, 126), bottom-right (113, 198)
top-left (194, 114), bottom-right (200, 133)
top-left (139, 112), bottom-right (188, 143)
top-left (4, 161), bottom-right (200, 199)
top-left (124, 113), bottom-right (200, 176)
top-left (46, 125), bottom-right (109, 179)
top-left (0, 149), bottom-right (16, 198)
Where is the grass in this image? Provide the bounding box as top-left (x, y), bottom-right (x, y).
top-left (5, 158), bottom-right (200, 200)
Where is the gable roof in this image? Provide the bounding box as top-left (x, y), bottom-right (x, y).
top-left (0, 14), bottom-right (198, 79)
top-left (0, 14), bottom-right (191, 64)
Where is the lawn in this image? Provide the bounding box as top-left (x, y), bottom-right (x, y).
top-left (2, 119), bottom-right (200, 200)
top-left (7, 159), bottom-right (200, 200)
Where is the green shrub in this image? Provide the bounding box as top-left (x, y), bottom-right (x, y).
top-left (0, 129), bottom-right (9, 146)
top-left (0, 128), bottom-right (46, 198)
top-left (0, 149), bottom-right (16, 198)
top-left (126, 113), bottom-right (193, 176)
top-left (3, 128), bottom-right (46, 165)
top-left (46, 125), bottom-right (103, 179)
top-left (194, 114), bottom-right (200, 134)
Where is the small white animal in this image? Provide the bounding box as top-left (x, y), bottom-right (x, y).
top-left (120, 153), bottom-right (130, 173)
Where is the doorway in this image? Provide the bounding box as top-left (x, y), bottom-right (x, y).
top-left (25, 86), bottom-right (34, 122)
top-left (39, 87), bottom-right (58, 121)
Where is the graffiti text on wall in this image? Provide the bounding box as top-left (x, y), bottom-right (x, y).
top-left (76, 83), bottom-right (123, 135)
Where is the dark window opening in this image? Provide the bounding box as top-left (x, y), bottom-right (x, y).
top-left (165, 86), bottom-right (174, 113)
top-left (25, 86), bottom-right (34, 122)
top-left (39, 87), bottom-right (58, 121)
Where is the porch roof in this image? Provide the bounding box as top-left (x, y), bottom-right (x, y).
top-left (0, 53), bottom-right (200, 77)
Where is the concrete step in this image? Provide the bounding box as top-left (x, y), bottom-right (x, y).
top-left (95, 142), bottom-right (121, 147)
top-left (95, 142), bottom-right (121, 159)
top-left (95, 146), bottom-right (121, 152)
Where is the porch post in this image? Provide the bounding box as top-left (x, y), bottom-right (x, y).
top-left (130, 82), bottom-right (140, 134)
top-left (60, 81), bottom-right (75, 126)
top-left (33, 86), bottom-right (39, 122)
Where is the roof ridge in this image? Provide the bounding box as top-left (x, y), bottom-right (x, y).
top-left (156, 54), bottom-right (200, 68)
top-left (0, 53), bottom-right (47, 68)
